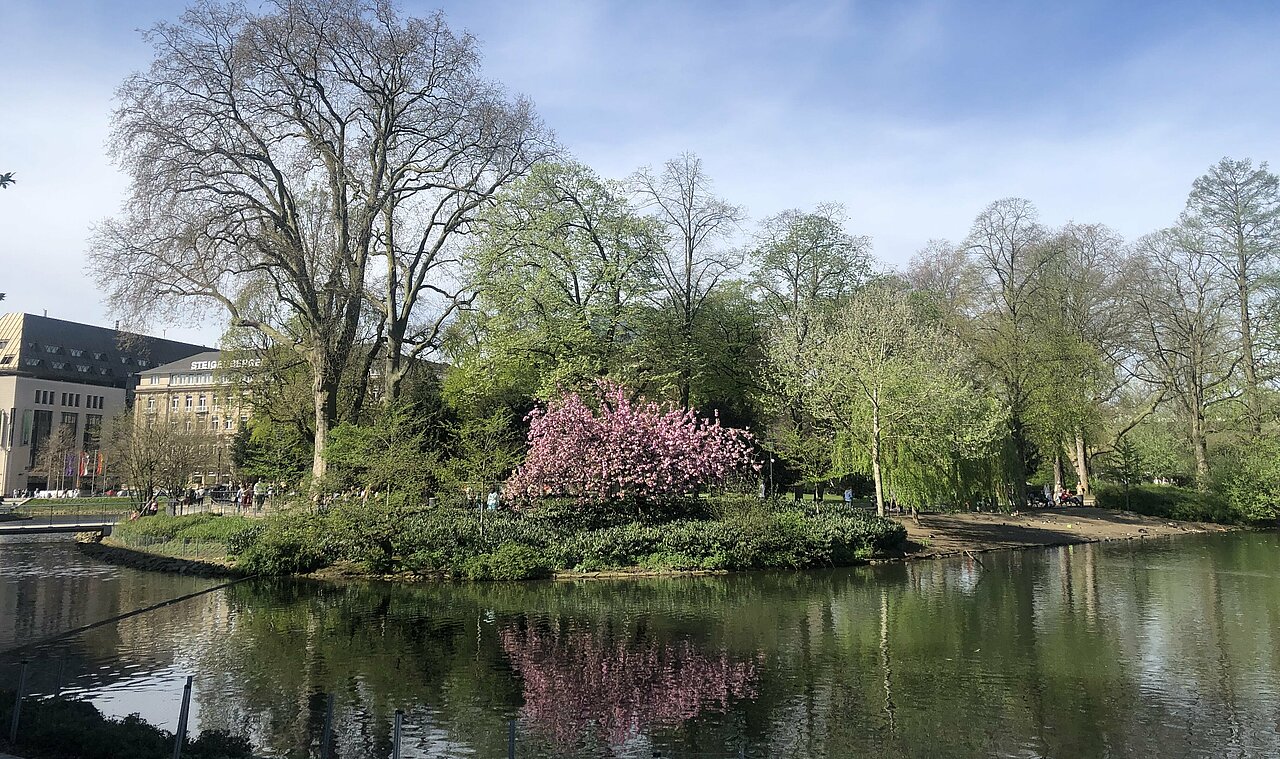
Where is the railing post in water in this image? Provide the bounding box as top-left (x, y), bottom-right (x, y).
top-left (8, 660), bottom-right (28, 744)
top-left (508, 718), bottom-right (516, 759)
top-left (54, 656), bottom-right (67, 697)
top-left (172, 675), bottom-right (193, 759)
top-left (319, 692), bottom-right (334, 759)
top-left (392, 709), bottom-right (403, 759)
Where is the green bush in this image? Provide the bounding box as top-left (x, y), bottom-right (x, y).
top-left (236, 510), bottom-right (330, 575)
top-left (458, 542), bottom-right (553, 580)
top-left (1211, 439), bottom-right (1280, 525)
top-left (1095, 483), bottom-right (1230, 523)
top-left (0, 691), bottom-right (253, 759)
top-left (230, 500), bottom-right (908, 580)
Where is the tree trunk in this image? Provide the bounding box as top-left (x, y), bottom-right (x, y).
top-left (1237, 267), bottom-right (1261, 435)
top-left (1190, 406), bottom-right (1210, 490)
top-left (1073, 431), bottom-right (1090, 495)
top-left (1052, 449), bottom-right (1064, 498)
top-left (871, 404), bottom-right (885, 517)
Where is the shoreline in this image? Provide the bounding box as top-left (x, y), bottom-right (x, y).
top-left (75, 507), bottom-right (1242, 581)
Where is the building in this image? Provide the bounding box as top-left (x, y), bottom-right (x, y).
top-left (0, 313), bottom-right (212, 495)
top-left (132, 351), bottom-right (259, 486)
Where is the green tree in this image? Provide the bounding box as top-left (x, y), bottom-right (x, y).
top-left (450, 160), bottom-right (663, 403)
top-left (770, 284), bottom-right (1007, 516)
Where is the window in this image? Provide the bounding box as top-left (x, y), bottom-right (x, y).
top-left (50, 361), bottom-right (66, 370)
top-left (93, 352), bottom-right (106, 361)
top-left (184, 419), bottom-right (192, 431)
top-left (69, 348), bottom-right (83, 357)
top-left (171, 396), bottom-right (180, 410)
top-left (184, 395), bottom-right (193, 410)
top-left (97, 367), bottom-right (111, 376)
top-left (149, 376), bottom-right (158, 385)
top-left (20, 409), bottom-right (32, 445)
top-left (24, 358), bottom-right (40, 367)
top-left (76, 365), bottom-right (89, 373)
top-left (197, 395), bottom-right (207, 411)
top-left (84, 414), bottom-right (103, 449)
top-left (61, 412), bottom-right (78, 441)
top-left (225, 417), bottom-right (233, 430)
top-left (75, 394), bottom-right (82, 407)
top-left (0, 355), bottom-right (11, 364)
top-left (210, 416), bottom-right (219, 430)
top-left (43, 345), bottom-right (61, 354)
top-left (147, 398), bottom-right (156, 411)
top-left (60, 393), bottom-right (67, 405)
top-left (0, 340), bottom-right (7, 350)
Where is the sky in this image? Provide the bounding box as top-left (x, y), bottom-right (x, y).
top-left (2, 0), bottom-right (1279, 345)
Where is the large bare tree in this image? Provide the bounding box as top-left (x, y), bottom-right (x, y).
top-left (1183, 157), bottom-right (1280, 434)
top-left (632, 153), bottom-right (745, 408)
top-left (964, 198), bottom-right (1054, 505)
top-left (1129, 227), bottom-right (1239, 486)
top-left (90, 0), bottom-right (545, 488)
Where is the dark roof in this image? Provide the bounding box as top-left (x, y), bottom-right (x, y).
top-left (141, 351), bottom-right (226, 376)
top-left (0, 313), bottom-right (213, 390)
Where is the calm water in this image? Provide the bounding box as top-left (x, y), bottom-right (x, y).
top-left (1, 532), bottom-right (1278, 758)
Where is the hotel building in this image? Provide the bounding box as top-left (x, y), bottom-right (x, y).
top-left (0, 313), bottom-right (211, 495)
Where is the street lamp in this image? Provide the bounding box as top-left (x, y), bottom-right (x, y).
top-left (768, 458), bottom-right (775, 497)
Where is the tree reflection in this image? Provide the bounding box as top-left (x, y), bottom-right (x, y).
top-left (500, 619), bottom-right (761, 752)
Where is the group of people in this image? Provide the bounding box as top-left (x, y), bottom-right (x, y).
top-left (463, 485), bottom-right (502, 511)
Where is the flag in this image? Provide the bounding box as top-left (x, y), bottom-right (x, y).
top-left (96, 452), bottom-right (104, 476)
top-left (80, 452), bottom-right (91, 477)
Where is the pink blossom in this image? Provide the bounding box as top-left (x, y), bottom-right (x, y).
top-left (506, 381), bottom-right (758, 504)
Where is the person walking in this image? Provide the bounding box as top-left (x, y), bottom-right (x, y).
top-left (486, 486), bottom-right (500, 511)
top-left (253, 481), bottom-right (266, 511)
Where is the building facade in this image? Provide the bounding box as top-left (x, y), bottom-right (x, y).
top-left (132, 351), bottom-right (258, 486)
top-left (0, 313), bottom-right (211, 495)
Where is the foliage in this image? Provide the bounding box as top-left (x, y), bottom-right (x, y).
top-left (434, 408), bottom-right (523, 492)
top-left (770, 283), bottom-right (1009, 514)
top-left (230, 418), bottom-right (310, 487)
top-left (0, 691), bottom-right (253, 759)
top-left (235, 509), bottom-right (329, 575)
top-left (231, 495), bottom-right (906, 578)
top-left (1094, 484), bottom-right (1229, 523)
top-left (505, 381), bottom-right (758, 506)
top-left (112, 513), bottom-right (257, 545)
top-left (448, 160), bottom-right (663, 403)
top-left (325, 404), bottom-right (436, 496)
top-left (1210, 437), bottom-right (1280, 524)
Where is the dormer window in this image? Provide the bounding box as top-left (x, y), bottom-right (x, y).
top-left (44, 345), bottom-right (61, 354)
top-left (51, 361), bottom-right (66, 370)
top-left (69, 348), bottom-right (84, 357)
top-left (76, 365), bottom-right (90, 372)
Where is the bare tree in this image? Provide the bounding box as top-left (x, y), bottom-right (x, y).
top-left (964, 198), bottom-right (1054, 505)
top-left (1183, 157), bottom-right (1280, 434)
top-left (106, 415), bottom-right (215, 508)
top-left (90, 1), bottom-right (545, 489)
top-left (632, 153), bottom-right (745, 408)
top-left (750, 203), bottom-right (871, 345)
top-left (905, 238), bottom-right (982, 319)
top-left (1129, 227), bottom-right (1239, 486)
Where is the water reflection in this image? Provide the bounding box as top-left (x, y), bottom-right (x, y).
top-left (1, 533), bottom-right (1278, 758)
top-left (500, 619), bottom-right (760, 753)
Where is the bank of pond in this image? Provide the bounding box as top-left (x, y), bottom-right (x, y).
top-left (100, 495), bottom-right (910, 580)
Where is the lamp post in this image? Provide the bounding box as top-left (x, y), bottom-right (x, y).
top-left (769, 457), bottom-right (775, 497)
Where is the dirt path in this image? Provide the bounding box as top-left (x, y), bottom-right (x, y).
top-left (893, 507), bottom-right (1234, 560)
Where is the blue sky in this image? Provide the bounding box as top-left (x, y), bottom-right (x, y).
top-left (2, 0), bottom-right (1278, 344)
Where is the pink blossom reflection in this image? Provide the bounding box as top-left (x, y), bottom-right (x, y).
top-left (500, 621), bottom-right (761, 750)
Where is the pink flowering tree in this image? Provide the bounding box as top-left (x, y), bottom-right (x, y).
top-left (505, 381), bottom-right (758, 505)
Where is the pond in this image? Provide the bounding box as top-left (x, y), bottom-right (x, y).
top-left (1, 532), bottom-right (1278, 758)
